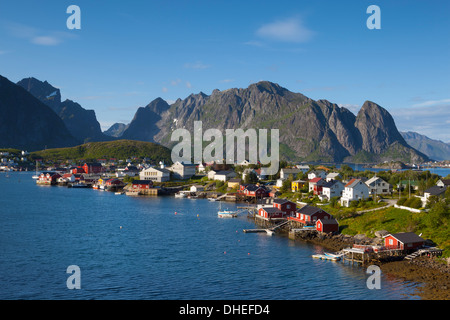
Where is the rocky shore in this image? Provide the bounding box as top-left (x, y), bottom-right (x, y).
top-left (287, 229), bottom-right (450, 300)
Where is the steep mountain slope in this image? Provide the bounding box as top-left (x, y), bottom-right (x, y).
top-left (0, 75), bottom-right (79, 150)
top-left (132, 81), bottom-right (426, 163)
top-left (17, 77), bottom-right (112, 143)
top-left (120, 98), bottom-right (170, 142)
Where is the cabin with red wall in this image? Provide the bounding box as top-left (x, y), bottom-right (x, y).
top-left (132, 180), bottom-right (153, 190)
top-left (37, 172), bottom-right (61, 185)
top-left (258, 207), bottom-right (284, 219)
top-left (291, 205), bottom-right (333, 225)
top-left (242, 184), bottom-right (269, 198)
top-left (83, 162), bottom-right (103, 174)
top-left (316, 218), bottom-right (339, 233)
top-left (383, 232), bottom-right (425, 251)
top-left (272, 199), bottom-right (296, 216)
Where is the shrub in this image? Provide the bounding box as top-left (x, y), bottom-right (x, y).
top-left (397, 197), bottom-right (407, 206)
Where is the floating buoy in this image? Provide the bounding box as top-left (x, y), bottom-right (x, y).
top-left (120, 226), bottom-right (123, 229)
top-left (175, 212), bottom-right (177, 215)
top-left (224, 251), bottom-right (226, 254)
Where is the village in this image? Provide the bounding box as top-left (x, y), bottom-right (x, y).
top-left (16, 153), bottom-right (447, 265)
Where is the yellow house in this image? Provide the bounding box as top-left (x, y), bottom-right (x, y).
top-left (291, 179), bottom-right (306, 192)
top-left (227, 178), bottom-right (242, 189)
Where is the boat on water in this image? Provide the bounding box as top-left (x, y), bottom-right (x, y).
top-left (70, 182), bottom-right (88, 188)
top-left (312, 252), bottom-right (343, 261)
top-left (32, 160), bottom-right (39, 179)
top-left (175, 191), bottom-right (188, 198)
top-left (217, 202), bottom-right (238, 218)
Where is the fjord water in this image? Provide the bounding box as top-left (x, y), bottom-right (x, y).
top-left (0, 172), bottom-right (419, 300)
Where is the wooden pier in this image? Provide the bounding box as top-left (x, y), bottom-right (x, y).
top-left (243, 220), bottom-right (290, 236)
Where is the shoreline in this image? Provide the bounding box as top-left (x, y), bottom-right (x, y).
top-left (278, 227), bottom-right (450, 300)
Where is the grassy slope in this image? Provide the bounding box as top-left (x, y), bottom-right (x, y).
top-left (30, 139), bottom-right (172, 164)
top-left (334, 206), bottom-right (450, 256)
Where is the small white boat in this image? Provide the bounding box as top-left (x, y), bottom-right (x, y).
top-left (71, 182), bottom-right (88, 188)
top-left (32, 161), bottom-right (40, 179)
top-left (324, 252), bottom-right (344, 258)
top-left (312, 252), bottom-right (343, 261)
top-left (218, 210), bottom-right (238, 218)
top-left (175, 191), bottom-right (188, 198)
top-left (217, 202), bottom-right (237, 218)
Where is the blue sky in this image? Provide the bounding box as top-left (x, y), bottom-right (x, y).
top-left (1, 0), bottom-right (449, 142)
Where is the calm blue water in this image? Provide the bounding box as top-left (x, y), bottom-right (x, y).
top-left (342, 163), bottom-right (450, 177)
top-left (0, 172), bottom-right (419, 300)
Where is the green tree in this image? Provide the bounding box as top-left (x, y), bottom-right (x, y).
top-left (280, 179), bottom-right (291, 193)
top-left (244, 171), bottom-right (258, 184)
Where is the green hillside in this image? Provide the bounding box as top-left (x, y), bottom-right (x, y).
top-left (30, 140), bottom-right (172, 164)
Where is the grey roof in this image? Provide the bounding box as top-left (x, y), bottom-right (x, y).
top-left (296, 205), bottom-right (322, 216)
top-left (245, 184), bottom-right (266, 191)
top-left (318, 218), bottom-right (338, 225)
top-left (260, 207), bottom-right (283, 214)
top-left (425, 186), bottom-right (447, 196)
top-left (322, 180), bottom-right (343, 188)
top-left (273, 198), bottom-right (294, 205)
top-left (386, 232), bottom-right (424, 244)
top-left (345, 178), bottom-right (363, 188)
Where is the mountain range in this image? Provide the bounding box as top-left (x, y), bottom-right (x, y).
top-left (400, 131), bottom-right (450, 161)
top-left (108, 81), bottom-right (429, 163)
top-left (17, 77), bottom-right (112, 143)
top-left (0, 74), bottom-right (443, 162)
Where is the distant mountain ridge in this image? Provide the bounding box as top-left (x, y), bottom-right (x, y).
top-left (115, 81), bottom-right (428, 163)
top-left (0, 74), bottom-right (430, 163)
top-left (17, 77), bottom-right (113, 143)
top-left (401, 131), bottom-right (450, 161)
top-left (0, 75), bottom-right (78, 150)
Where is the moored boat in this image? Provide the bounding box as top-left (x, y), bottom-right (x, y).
top-left (217, 202), bottom-right (238, 218)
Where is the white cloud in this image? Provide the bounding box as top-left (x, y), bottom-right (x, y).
top-left (31, 36), bottom-right (61, 46)
top-left (412, 98), bottom-right (450, 108)
top-left (185, 81), bottom-right (192, 89)
top-left (5, 21), bottom-right (75, 46)
top-left (391, 103), bottom-right (450, 142)
top-left (162, 87), bottom-right (168, 93)
top-left (256, 17), bottom-right (314, 43)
